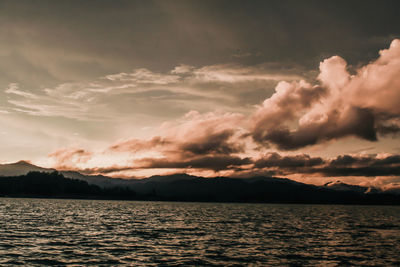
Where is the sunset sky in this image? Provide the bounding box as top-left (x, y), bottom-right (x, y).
top-left (1, 0), bottom-right (400, 189)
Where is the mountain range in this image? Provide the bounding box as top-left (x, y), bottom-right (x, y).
top-left (0, 161), bottom-right (399, 204)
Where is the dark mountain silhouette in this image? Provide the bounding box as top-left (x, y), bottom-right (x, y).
top-left (1, 161), bottom-right (399, 204)
top-left (0, 171), bottom-right (136, 199)
top-left (130, 175), bottom-right (400, 204)
top-left (0, 161), bottom-right (132, 188)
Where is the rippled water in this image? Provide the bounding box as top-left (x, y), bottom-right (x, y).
top-left (0, 198), bottom-right (399, 266)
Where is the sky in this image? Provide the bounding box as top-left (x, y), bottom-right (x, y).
top-left (1, 0), bottom-right (400, 189)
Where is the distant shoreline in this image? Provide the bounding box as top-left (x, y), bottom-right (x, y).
top-left (1, 171), bottom-right (400, 206)
top-left (2, 195), bottom-right (400, 206)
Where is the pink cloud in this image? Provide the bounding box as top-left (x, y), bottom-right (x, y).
top-left (250, 39), bottom-right (400, 150)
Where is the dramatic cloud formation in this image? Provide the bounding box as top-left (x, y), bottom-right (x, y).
top-left (45, 142), bottom-right (400, 189)
top-left (1, 1), bottom-right (400, 195)
top-left (254, 153), bottom-right (324, 169)
top-left (314, 154), bottom-right (400, 177)
top-left (251, 39), bottom-right (400, 149)
top-left (106, 111), bottom-right (249, 174)
top-left (109, 110), bottom-right (245, 156)
top-left (5, 41), bottom-right (399, 156)
top-left (252, 153), bottom-right (400, 178)
top-left (134, 155), bottom-right (251, 172)
top-left (33, 40), bottom-right (400, 186)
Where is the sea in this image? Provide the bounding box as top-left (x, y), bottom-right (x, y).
top-left (0, 198), bottom-right (399, 266)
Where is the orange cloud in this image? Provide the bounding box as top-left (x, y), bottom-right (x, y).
top-left (48, 148), bottom-right (92, 169)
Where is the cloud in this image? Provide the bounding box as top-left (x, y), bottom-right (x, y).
top-left (250, 39), bottom-right (400, 150)
top-left (134, 155), bottom-right (251, 171)
top-left (348, 40), bottom-right (400, 114)
top-left (104, 68), bottom-right (180, 84)
top-left (45, 128), bottom-right (400, 189)
top-left (32, 40), bottom-right (400, 185)
top-left (254, 153), bottom-right (324, 169)
top-left (48, 147), bottom-right (400, 191)
top-left (178, 129), bottom-right (243, 155)
top-left (4, 82), bottom-right (101, 120)
top-left (163, 111), bottom-right (246, 156)
top-left (314, 154), bottom-right (400, 177)
top-left (5, 83), bottom-right (38, 99)
top-left (251, 80), bottom-right (327, 149)
top-left (109, 110), bottom-right (245, 155)
top-left (242, 152), bottom-right (400, 180)
top-left (75, 165), bottom-right (138, 175)
top-left (257, 153), bottom-right (400, 178)
top-left (48, 147), bottom-right (92, 169)
top-left (8, 40), bottom-right (396, 148)
top-left (190, 63), bottom-right (303, 83)
top-left (171, 64), bottom-right (195, 74)
top-left (109, 136), bottom-right (169, 153)
top-left (4, 63), bottom-right (303, 121)
top-left (64, 110), bottom-right (250, 175)
top-left (380, 181), bottom-right (400, 194)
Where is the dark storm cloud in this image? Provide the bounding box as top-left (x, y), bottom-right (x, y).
top-left (103, 152), bottom-right (400, 177)
top-left (330, 154), bottom-right (400, 168)
top-left (135, 155), bottom-right (251, 171)
top-left (254, 107), bottom-right (377, 150)
top-left (178, 130), bottom-right (244, 156)
top-left (66, 155), bottom-right (252, 175)
top-left (109, 130), bottom-right (243, 157)
top-left (375, 116), bottom-right (400, 136)
top-left (314, 165), bottom-right (400, 177)
top-left (246, 153), bottom-right (400, 178)
top-left (248, 153), bottom-right (400, 178)
top-left (108, 110), bottom-right (246, 157)
top-left (254, 153), bottom-right (324, 169)
top-left (69, 165), bottom-right (137, 175)
top-left (56, 148), bottom-right (400, 178)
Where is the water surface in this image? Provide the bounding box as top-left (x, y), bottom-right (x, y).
top-left (0, 198), bottom-right (399, 266)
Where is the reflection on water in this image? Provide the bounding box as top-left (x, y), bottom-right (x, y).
top-left (0, 198), bottom-right (399, 266)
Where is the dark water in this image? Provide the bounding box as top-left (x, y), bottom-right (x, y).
top-left (0, 199), bottom-right (400, 266)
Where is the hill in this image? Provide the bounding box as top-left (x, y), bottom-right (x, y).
top-left (0, 168), bottom-right (399, 204)
top-left (0, 171), bottom-right (136, 199)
